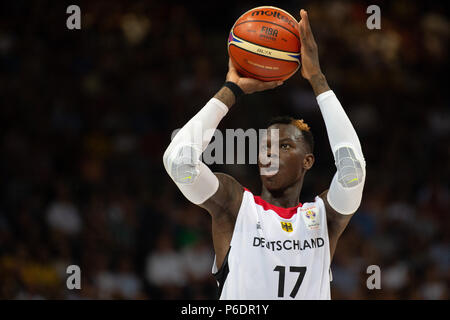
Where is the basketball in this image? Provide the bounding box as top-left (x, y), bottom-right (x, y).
top-left (227, 6), bottom-right (301, 82)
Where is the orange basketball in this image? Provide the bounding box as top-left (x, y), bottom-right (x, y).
top-left (227, 6), bottom-right (301, 82)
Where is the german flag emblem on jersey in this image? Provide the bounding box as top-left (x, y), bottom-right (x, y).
top-left (281, 222), bottom-right (293, 232)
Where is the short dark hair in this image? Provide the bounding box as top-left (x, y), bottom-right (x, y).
top-left (267, 116), bottom-right (314, 153)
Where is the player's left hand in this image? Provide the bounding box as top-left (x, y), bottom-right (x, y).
top-left (226, 59), bottom-right (283, 95)
top-left (298, 9), bottom-right (322, 80)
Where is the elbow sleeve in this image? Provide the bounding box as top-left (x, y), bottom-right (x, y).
top-left (327, 145), bottom-right (366, 215)
top-left (163, 145), bottom-right (219, 205)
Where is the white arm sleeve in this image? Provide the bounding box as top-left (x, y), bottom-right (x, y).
top-left (317, 90), bottom-right (366, 215)
top-left (163, 98), bottom-right (228, 204)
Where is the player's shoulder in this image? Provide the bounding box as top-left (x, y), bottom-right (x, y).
top-left (298, 196), bottom-right (327, 218)
top-left (301, 195), bottom-right (326, 209)
top-left (297, 196), bottom-right (327, 231)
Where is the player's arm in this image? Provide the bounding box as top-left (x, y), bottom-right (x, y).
top-left (163, 60), bottom-right (283, 220)
top-left (298, 9), bottom-right (366, 259)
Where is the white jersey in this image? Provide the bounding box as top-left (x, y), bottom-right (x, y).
top-left (212, 188), bottom-right (331, 300)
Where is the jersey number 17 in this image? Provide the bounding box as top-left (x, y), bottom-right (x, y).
top-left (274, 265), bottom-right (307, 298)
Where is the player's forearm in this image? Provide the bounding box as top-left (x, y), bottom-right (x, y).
top-left (317, 91), bottom-right (366, 215)
top-left (308, 73), bottom-right (330, 97)
top-left (171, 91), bottom-right (229, 152)
top-left (317, 91), bottom-right (362, 156)
top-left (164, 84), bottom-right (234, 174)
top-left (214, 86), bottom-right (236, 109)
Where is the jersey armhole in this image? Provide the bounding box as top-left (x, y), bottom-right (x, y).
top-left (213, 246), bottom-right (231, 299)
top-left (212, 189), bottom-right (250, 299)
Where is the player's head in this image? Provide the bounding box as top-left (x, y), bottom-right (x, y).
top-left (258, 116), bottom-right (315, 192)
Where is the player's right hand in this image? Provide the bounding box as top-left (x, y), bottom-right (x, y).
top-left (226, 59), bottom-right (283, 95)
top-left (298, 9), bottom-right (322, 81)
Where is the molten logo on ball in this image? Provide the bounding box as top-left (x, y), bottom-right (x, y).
top-left (251, 9), bottom-right (297, 30)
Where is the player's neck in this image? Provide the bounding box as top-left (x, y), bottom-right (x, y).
top-left (260, 179), bottom-right (303, 208)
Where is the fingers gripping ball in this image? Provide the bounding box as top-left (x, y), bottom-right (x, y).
top-left (228, 6), bottom-right (301, 82)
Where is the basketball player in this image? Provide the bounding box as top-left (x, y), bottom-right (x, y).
top-left (163, 10), bottom-right (366, 299)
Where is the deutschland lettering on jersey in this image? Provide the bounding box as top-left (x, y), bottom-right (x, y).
top-left (253, 236), bottom-right (325, 251)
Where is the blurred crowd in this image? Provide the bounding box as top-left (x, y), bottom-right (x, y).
top-left (0, 0), bottom-right (448, 299)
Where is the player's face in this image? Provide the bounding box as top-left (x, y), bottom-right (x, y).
top-left (258, 124), bottom-right (314, 192)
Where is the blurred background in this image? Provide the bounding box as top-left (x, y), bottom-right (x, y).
top-left (0, 0), bottom-right (448, 299)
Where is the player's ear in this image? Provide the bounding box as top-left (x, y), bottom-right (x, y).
top-left (303, 153), bottom-right (314, 170)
